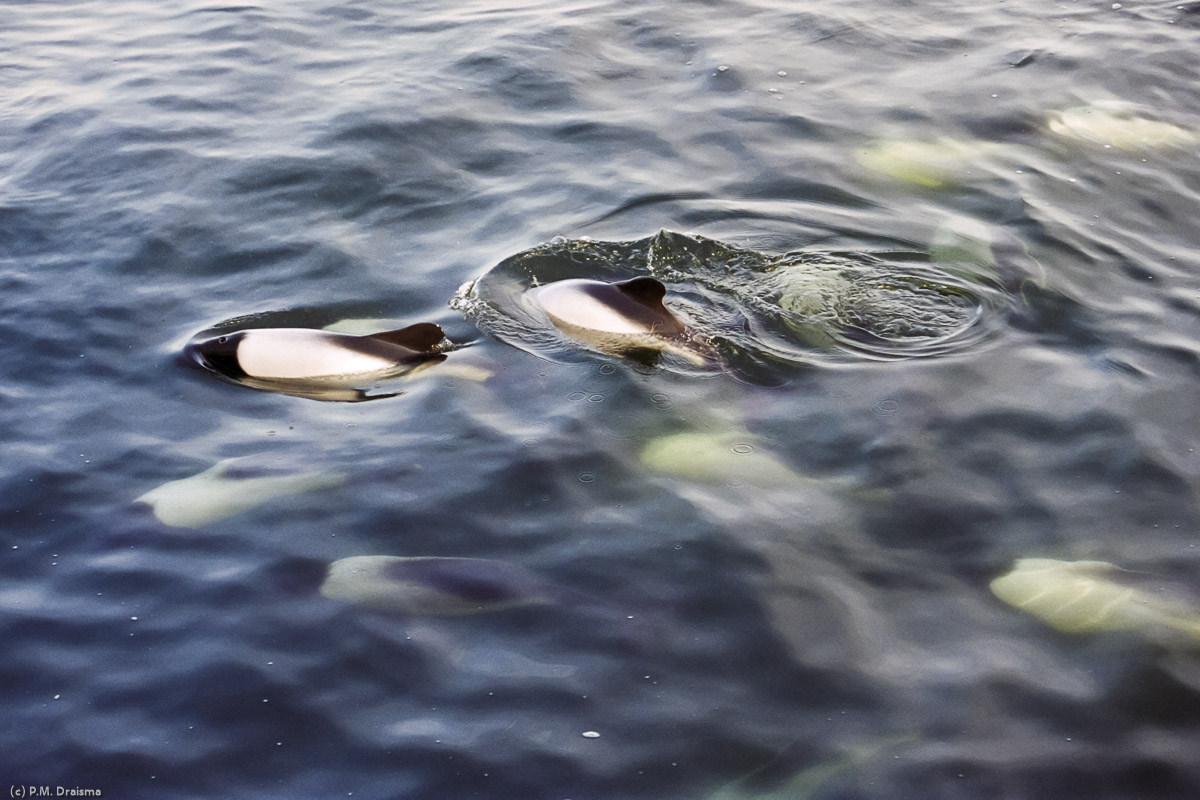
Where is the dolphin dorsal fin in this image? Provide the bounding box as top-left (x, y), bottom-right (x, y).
top-left (614, 276), bottom-right (668, 307)
top-left (366, 322), bottom-right (446, 352)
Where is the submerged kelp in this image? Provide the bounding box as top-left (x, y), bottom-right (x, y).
top-left (453, 230), bottom-right (1018, 382)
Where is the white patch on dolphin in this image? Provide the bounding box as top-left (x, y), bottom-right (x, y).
top-left (135, 456), bottom-right (345, 528)
top-left (1047, 102), bottom-right (1197, 150)
top-left (990, 558), bottom-right (1200, 645)
top-left (527, 276), bottom-right (715, 365)
top-left (640, 430), bottom-right (802, 488)
top-left (854, 136), bottom-right (1016, 188)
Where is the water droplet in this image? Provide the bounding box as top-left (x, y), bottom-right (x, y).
top-left (578, 473), bottom-right (595, 483)
top-left (731, 443), bottom-right (754, 454)
top-left (567, 391), bottom-right (586, 401)
top-left (582, 731), bottom-right (601, 738)
top-left (777, 70), bottom-right (788, 77)
top-left (673, 543), bottom-right (683, 550)
top-left (587, 394), bottom-right (604, 403)
top-left (717, 65), bottom-right (730, 72)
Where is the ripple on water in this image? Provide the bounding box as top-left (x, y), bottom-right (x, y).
top-left (453, 230), bottom-right (1016, 383)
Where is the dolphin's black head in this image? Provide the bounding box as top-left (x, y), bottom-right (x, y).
top-left (184, 331), bottom-right (247, 378)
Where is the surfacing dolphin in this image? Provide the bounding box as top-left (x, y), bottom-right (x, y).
top-left (184, 323), bottom-right (447, 401)
top-left (528, 276), bottom-right (716, 365)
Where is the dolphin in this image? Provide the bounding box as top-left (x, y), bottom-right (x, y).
top-left (184, 323), bottom-right (447, 400)
top-left (528, 276), bottom-right (715, 365)
top-left (320, 555), bottom-right (590, 616)
top-left (135, 456), bottom-right (346, 528)
top-left (990, 558), bottom-right (1200, 645)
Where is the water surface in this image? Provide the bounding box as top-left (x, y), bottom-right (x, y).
top-left (3, 0), bottom-right (1200, 798)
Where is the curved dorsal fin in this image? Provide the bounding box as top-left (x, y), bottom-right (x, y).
top-left (366, 322), bottom-right (446, 352)
top-left (614, 276), bottom-right (667, 307)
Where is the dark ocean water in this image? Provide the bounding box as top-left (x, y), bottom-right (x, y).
top-left (3, 0), bottom-right (1200, 798)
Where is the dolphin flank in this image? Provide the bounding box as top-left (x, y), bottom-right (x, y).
top-left (528, 276), bottom-right (714, 365)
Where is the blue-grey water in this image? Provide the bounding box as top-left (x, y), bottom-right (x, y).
top-left (4, 1), bottom-right (1200, 798)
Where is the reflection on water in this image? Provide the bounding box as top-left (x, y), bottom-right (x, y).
top-left (2, 0), bottom-right (1200, 797)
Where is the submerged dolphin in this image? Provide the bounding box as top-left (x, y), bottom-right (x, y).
top-left (528, 277), bottom-right (715, 365)
top-left (990, 558), bottom-right (1200, 646)
top-left (321, 555), bottom-right (590, 616)
top-left (135, 456), bottom-right (345, 528)
top-left (185, 323), bottom-right (447, 399)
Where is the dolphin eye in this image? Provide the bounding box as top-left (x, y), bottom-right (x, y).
top-left (218, 336), bottom-right (228, 344)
